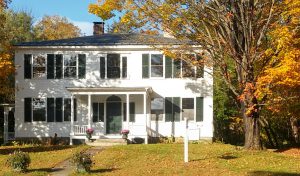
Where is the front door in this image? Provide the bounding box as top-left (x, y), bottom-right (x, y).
top-left (106, 102), bottom-right (122, 134)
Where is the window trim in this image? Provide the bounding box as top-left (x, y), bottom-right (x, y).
top-left (151, 97), bottom-right (164, 121)
top-left (150, 54), bottom-right (164, 78)
top-left (99, 54), bottom-right (128, 79)
top-left (24, 97), bottom-right (76, 123)
top-left (32, 54), bottom-right (47, 79)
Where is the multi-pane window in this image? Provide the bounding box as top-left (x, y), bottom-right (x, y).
top-left (24, 97), bottom-right (76, 122)
top-left (143, 53), bottom-right (203, 79)
top-left (151, 54), bottom-right (164, 77)
top-left (24, 54), bottom-right (86, 79)
top-left (33, 55), bottom-right (46, 78)
top-left (182, 98), bottom-right (194, 121)
top-left (93, 103), bottom-right (104, 122)
top-left (107, 54), bottom-right (120, 78)
top-left (32, 98), bottom-right (46, 121)
top-left (64, 55), bottom-right (77, 78)
top-left (151, 98), bottom-right (164, 121)
top-left (100, 54), bottom-right (127, 79)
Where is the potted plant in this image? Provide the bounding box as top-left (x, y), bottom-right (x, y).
top-left (121, 129), bottom-right (130, 139)
top-left (71, 151), bottom-right (93, 173)
top-left (6, 150), bottom-right (31, 172)
top-left (86, 128), bottom-right (94, 141)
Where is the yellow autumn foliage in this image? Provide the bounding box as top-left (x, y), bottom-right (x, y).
top-left (256, 0), bottom-right (300, 115)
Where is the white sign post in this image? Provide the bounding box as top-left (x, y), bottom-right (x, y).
top-left (184, 117), bottom-right (188, 163)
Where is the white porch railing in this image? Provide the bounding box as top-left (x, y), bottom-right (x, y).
top-left (73, 125), bottom-right (88, 135)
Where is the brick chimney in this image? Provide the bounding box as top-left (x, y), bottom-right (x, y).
top-left (93, 22), bottom-right (104, 35)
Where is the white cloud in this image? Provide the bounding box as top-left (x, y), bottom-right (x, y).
top-left (71, 21), bottom-right (94, 36)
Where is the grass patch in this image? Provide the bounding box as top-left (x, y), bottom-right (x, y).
top-left (82, 143), bottom-right (300, 176)
top-left (0, 144), bottom-right (90, 176)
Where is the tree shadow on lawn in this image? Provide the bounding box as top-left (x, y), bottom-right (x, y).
top-left (191, 153), bottom-right (238, 162)
top-left (90, 168), bottom-right (118, 174)
top-left (0, 145), bottom-right (75, 155)
top-left (28, 167), bottom-right (64, 173)
top-left (249, 171), bottom-right (300, 176)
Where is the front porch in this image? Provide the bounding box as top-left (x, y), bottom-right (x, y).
top-left (67, 87), bottom-right (153, 145)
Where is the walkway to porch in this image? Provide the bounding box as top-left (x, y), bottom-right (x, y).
top-left (67, 87), bottom-right (153, 145)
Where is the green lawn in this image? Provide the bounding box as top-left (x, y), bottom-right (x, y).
top-left (0, 144), bottom-right (89, 176)
top-left (82, 143), bottom-right (300, 176)
top-left (0, 143), bottom-right (299, 176)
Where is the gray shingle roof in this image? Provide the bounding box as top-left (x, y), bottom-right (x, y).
top-left (15, 33), bottom-right (191, 47)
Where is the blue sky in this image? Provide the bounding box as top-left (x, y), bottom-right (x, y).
top-left (9, 0), bottom-right (103, 36)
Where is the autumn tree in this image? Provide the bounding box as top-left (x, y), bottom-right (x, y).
top-left (34, 15), bottom-right (81, 41)
top-left (0, 0), bottom-right (15, 103)
top-left (257, 0), bottom-right (300, 144)
top-left (89, 0), bottom-right (280, 149)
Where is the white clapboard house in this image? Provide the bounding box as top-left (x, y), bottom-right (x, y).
top-left (13, 22), bottom-right (213, 144)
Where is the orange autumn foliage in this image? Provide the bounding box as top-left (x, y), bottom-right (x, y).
top-left (256, 0), bottom-right (300, 115)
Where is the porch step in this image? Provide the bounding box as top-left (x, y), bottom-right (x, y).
top-left (86, 138), bottom-right (127, 147)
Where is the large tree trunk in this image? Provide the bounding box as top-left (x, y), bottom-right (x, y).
top-left (290, 117), bottom-right (299, 144)
top-left (241, 96), bottom-right (262, 150)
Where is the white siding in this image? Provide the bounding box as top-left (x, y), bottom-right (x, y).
top-left (14, 48), bottom-right (213, 140)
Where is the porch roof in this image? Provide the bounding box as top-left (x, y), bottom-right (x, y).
top-left (66, 87), bottom-right (153, 95)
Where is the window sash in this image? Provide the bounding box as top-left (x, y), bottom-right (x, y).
top-left (32, 98), bottom-right (46, 121)
top-left (151, 54), bottom-right (163, 77)
top-left (32, 55), bottom-right (46, 78)
top-left (182, 98), bottom-right (195, 121)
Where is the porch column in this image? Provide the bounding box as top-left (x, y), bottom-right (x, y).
top-left (70, 94), bottom-right (74, 145)
top-left (88, 94), bottom-right (92, 128)
top-left (3, 107), bottom-right (8, 144)
top-left (144, 93), bottom-right (148, 144)
top-left (126, 93), bottom-right (129, 129)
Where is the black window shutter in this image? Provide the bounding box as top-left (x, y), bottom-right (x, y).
top-left (100, 57), bottom-right (105, 79)
top-left (24, 98), bottom-right (32, 122)
top-left (92, 103), bottom-right (99, 122)
top-left (74, 98), bottom-right (77, 121)
top-left (47, 54), bottom-right (55, 79)
top-left (99, 103), bottom-right (104, 122)
top-left (55, 54), bottom-right (63, 79)
top-left (173, 97), bottom-right (181, 121)
top-left (142, 54), bottom-right (149, 78)
top-left (129, 102), bottom-right (135, 122)
top-left (24, 54), bottom-right (32, 79)
top-left (196, 97), bottom-right (204, 122)
top-left (55, 98), bottom-right (63, 122)
top-left (165, 56), bottom-right (172, 78)
top-left (173, 60), bottom-right (181, 78)
top-left (47, 98), bottom-right (55, 122)
top-left (78, 54), bottom-right (86, 79)
top-left (165, 97), bottom-right (172, 122)
top-left (122, 56), bottom-right (127, 78)
top-left (64, 98), bottom-right (71, 121)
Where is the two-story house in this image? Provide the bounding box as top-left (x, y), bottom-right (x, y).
top-left (14, 22), bottom-right (213, 144)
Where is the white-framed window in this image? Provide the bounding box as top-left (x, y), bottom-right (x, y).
top-left (32, 98), bottom-right (46, 121)
top-left (182, 98), bottom-right (195, 121)
top-left (142, 53), bottom-right (203, 79)
top-left (150, 54), bottom-right (164, 77)
top-left (24, 53), bottom-right (86, 79)
top-left (32, 54), bottom-right (46, 78)
top-left (24, 97), bottom-right (77, 122)
top-left (151, 98), bottom-right (164, 121)
top-left (63, 55), bottom-right (77, 78)
top-left (99, 54), bottom-right (128, 79)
